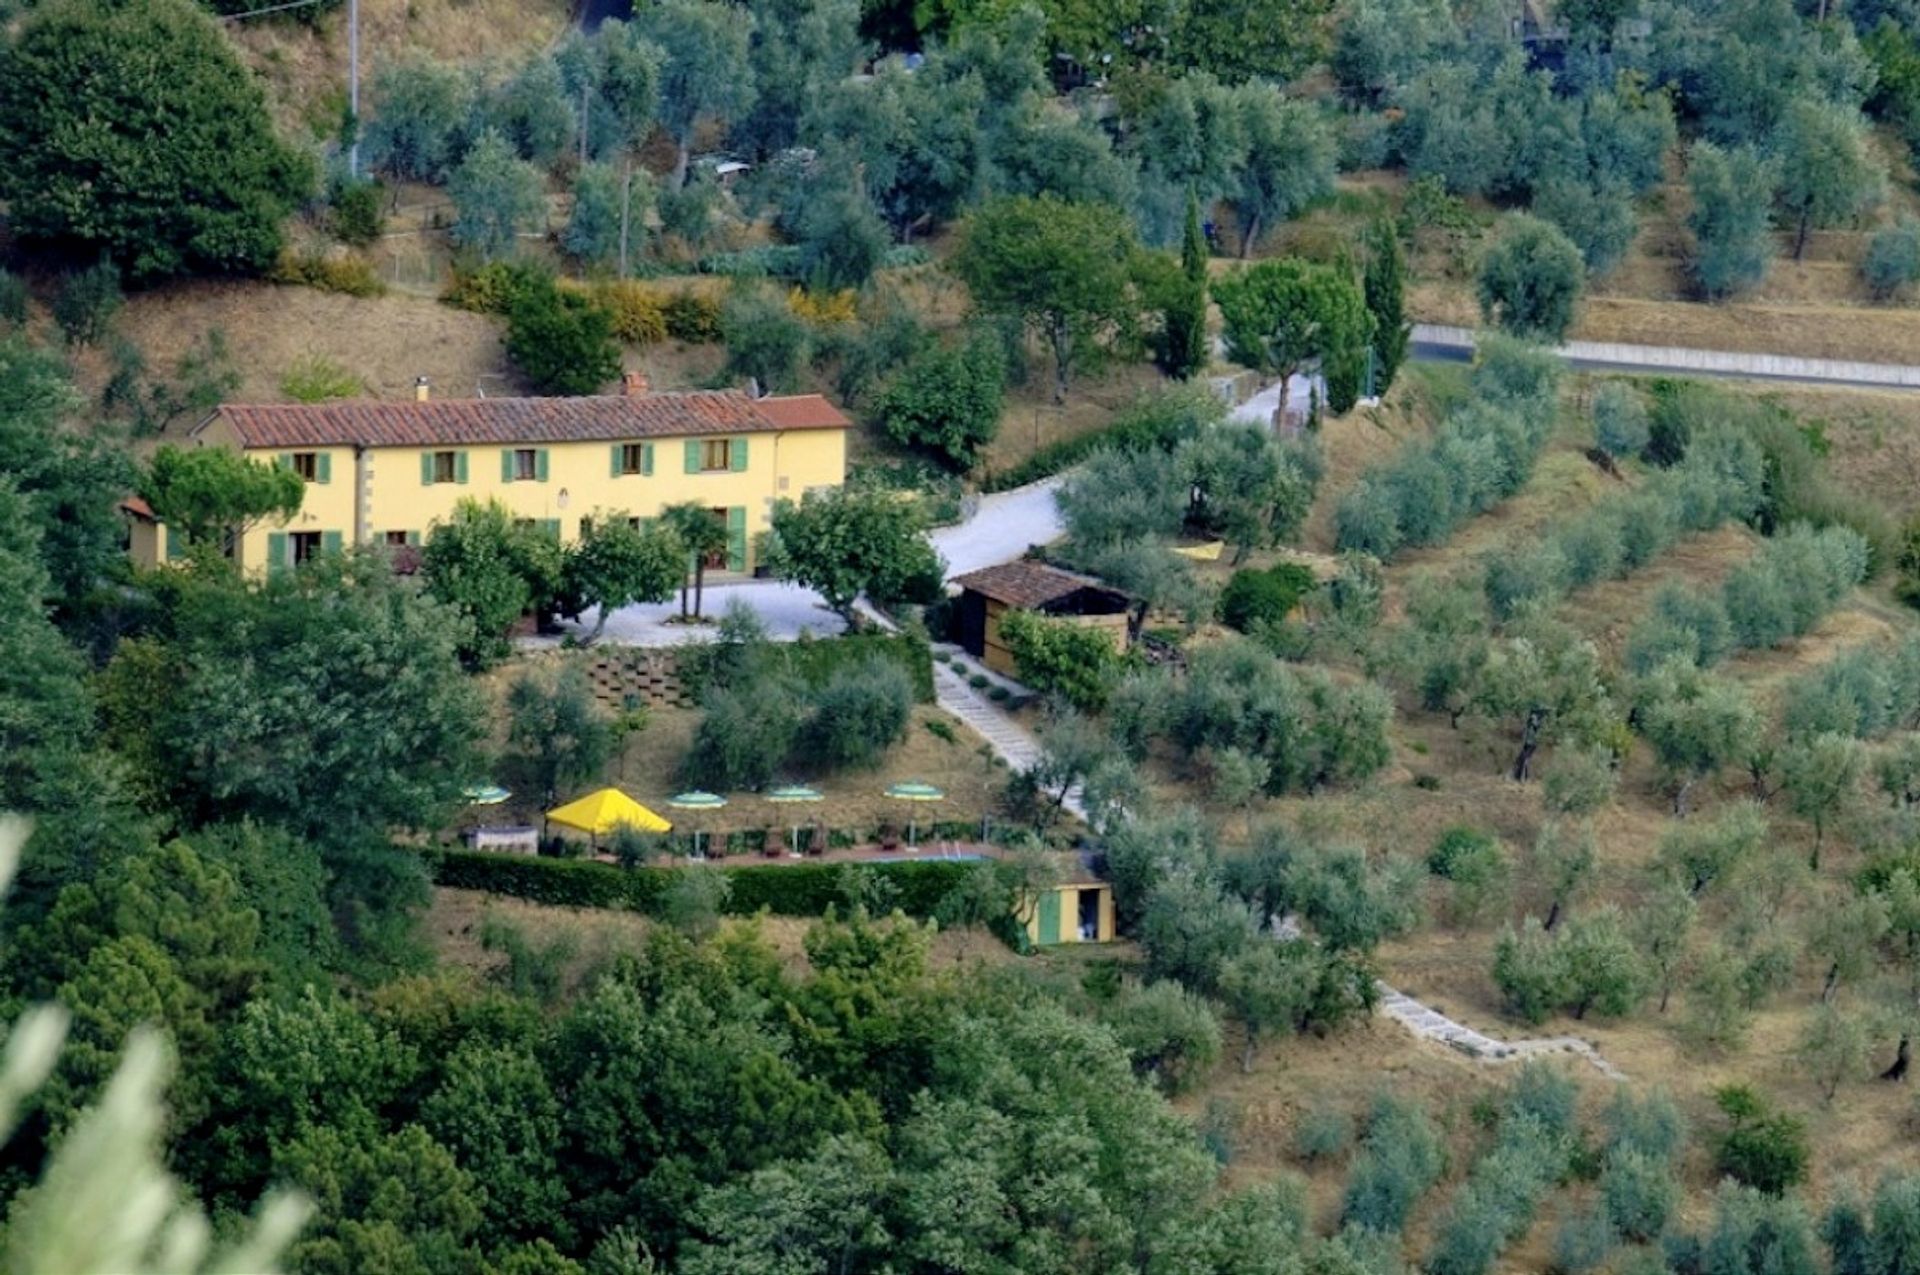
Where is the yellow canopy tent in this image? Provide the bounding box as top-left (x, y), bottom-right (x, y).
top-left (545, 788), bottom-right (672, 839)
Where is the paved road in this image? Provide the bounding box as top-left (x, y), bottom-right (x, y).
top-left (1413, 323), bottom-right (1920, 392)
top-left (930, 478), bottom-right (1067, 577)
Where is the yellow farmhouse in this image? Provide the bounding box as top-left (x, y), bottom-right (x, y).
top-left (127, 375), bottom-right (851, 575)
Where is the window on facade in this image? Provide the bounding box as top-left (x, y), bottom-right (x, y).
top-left (627, 516), bottom-right (644, 531)
top-left (513, 448), bottom-right (538, 481)
top-left (290, 531), bottom-right (323, 565)
top-left (433, 451), bottom-right (457, 483)
top-left (291, 452), bottom-right (318, 482)
top-left (703, 507), bottom-right (729, 569)
top-left (384, 530), bottom-right (410, 547)
top-left (701, 439), bottom-right (731, 472)
top-left (620, 443), bottom-right (646, 475)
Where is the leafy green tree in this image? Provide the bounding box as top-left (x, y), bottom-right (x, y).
top-left (140, 445), bottom-right (303, 557)
top-left (508, 283), bottom-right (621, 396)
top-left (560, 514), bottom-right (685, 641)
top-left (0, 0), bottom-right (311, 281)
top-left (278, 1123), bottom-right (487, 1274)
top-left (1808, 886), bottom-right (1890, 1003)
top-left (420, 1040), bottom-right (568, 1245)
top-left (684, 680), bottom-right (804, 791)
top-left (766, 484), bottom-right (944, 624)
top-left (1865, 217), bottom-right (1920, 301)
top-left (53, 261), bottom-right (123, 347)
top-left (1057, 446), bottom-right (1190, 551)
top-left (450, 130), bottom-right (547, 262)
top-left (804, 656), bottom-right (913, 770)
top-left (1560, 906), bottom-right (1647, 1019)
top-left (1362, 217), bottom-right (1410, 397)
top-left (873, 331), bottom-right (1005, 471)
top-left (1477, 213), bottom-right (1585, 343)
top-left (565, 163), bottom-right (654, 269)
top-left (1637, 660), bottom-right (1759, 815)
top-left (638, 0), bottom-right (757, 187)
top-left (1214, 258), bottom-right (1372, 420)
top-left (1474, 621), bottom-right (1615, 781)
top-left (421, 499), bottom-right (564, 666)
top-left (1688, 142), bottom-right (1778, 300)
top-left (1798, 1000), bottom-right (1874, 1103)
top-left (1492, 917), bottom-right (1568, 1024)
top-left (952, 194), bottom-right (1142, 402)
top-left (1139, 867), bottom-right (1255, 992)
top-left (1178, 423), bottom-right (1317, 563)
top-left (1157, 193), bottom-right (1210, 381)
top-left (1533, 178), bottom-right (1639, 278)
top-left (1227, 86), bottom-right (1336, 258)
top-left (680, 1136), bottom-right (893, 1275)
top-left (1634, 882), bottom-right (1697, 1014)
top-left (486, 56), bottom-right (576, 167)
top-left (1775, 96), bottom-right (1884, 261)
top-left (1712, 1086), bottom-right (1810, 1195)
top-left (793, 168), bottom-right (892, 292)
top-left (554, 20), bottom-right (663, 161)
top-left (1779, 730), bottom-right (1864, 866)
top-left (507, 667), bottom-right (615, 808)
top-left (1658, 800), bottom-right (1768, 895)
top-left (1169, 0), bottom-right (1333, 83)
top-left (0, 337), bottom-right (136, 610)
top-left (365, 58), bottom-right (475, 181)
top-left (1104, 977), bottom-right (1224, 1093)
top-left (1342, 1093), bottom-right (1446, 1232)
top-left (113, 550), bottom-right (482, 840)
top-left (660, 502), bottom-right (730, 619)
top-left (721, 285), bottom-right (812, 394)
top-left (1218, 941), bottom-right (1313, 1071)
top-left (1592, 382), bottom-right (1649, 461)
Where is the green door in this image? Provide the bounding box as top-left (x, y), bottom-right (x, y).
top-left (1037, 889), bottom-right (1062, 946)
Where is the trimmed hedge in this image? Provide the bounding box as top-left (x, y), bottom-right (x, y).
top-left (676, 632), bottom-right (935, 703)
top-left (432, 849), bottom-right (975, 918)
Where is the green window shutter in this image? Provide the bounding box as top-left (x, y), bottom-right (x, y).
top-left (406, 530), bottom-right (422, 546)
top-left (164, 526), bottom-right (183, 562)
top-left (540, 518), bottom-right (561, 540)
top-left (502, 450), bottom-right (516, 483)
top-left (455, 451), bottom-right (469, 484)
top-left (420, 453), bottom-right (435, 486)
top-left (729, 437), bottom-right (748, 472)
top-left (321, 530), bottom-right (343, 555)
top-left (684, 440), bottom-right (701, 474)
top-left (266, 531), bottom-right (288, 573)
top-left (315, 452), bottom-right (331, 484)
top-left (275, 453), bottom-right (293, 471)
top-left (610, 445), bottom-right (623, 478)
top-left (642, 442), bottom-right (654, 476)
top-left (726, 506), bottom-right (747, 572)
top-left (536, 449), bottom-right (550, 482)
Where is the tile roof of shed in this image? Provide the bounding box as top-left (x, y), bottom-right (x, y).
top-left (949, 560), bottom-right (1121, 608)
top-left (206, 391), bottom-right (849, 450)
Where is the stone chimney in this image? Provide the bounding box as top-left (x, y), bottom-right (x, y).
top-left (622, 370), bottom-right (649, 397)
top-left (414, 376), bottom-right (431, 403)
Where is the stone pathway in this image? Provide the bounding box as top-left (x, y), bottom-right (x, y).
top-left (1374, 987), bottom-right (1626, 1080)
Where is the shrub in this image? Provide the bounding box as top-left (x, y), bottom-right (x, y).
top-left (270, 250), bottom-right (385, 298)
top-left (683, 682), bottom-right (805, 791)
top-left (567, 280), bottom-right (665, 346)
top-left (1713, 1085), bottom-right (1809, 1195)
top-left (1219, 562), bottom-right (1316, 633)
top-left (1592, 382), bottom-right (1649, 460)
top-left (1492, 917), bottom-right (1567, 1024)
top-left (804, 656), bottom-right (913, 770)
top-left (328, 177), bottom-right (385, 248)
top-left (443, 259), bottom-right (552, 315)
top-left (663, 289), bottom-right (723, 342)
top-left (53, 260), bottom-right (123, 346)
top-left (721, 285), bottom-right (810, 393)
top-left (507, 281), bottom-right (621, 396)
top-left (1103, 979), bottom-right (1223, 1095)
top-left (1551, 1209), bottom-right (1617, 1275)
top-left (279, 355), bottom-right (362, 403)
top-left (1601, 1149), bottom-right (1678, 1241)
top-left (660, 865), bottom-right (732, 939)
top-left (1427, 827), bottom-right (1497, 878)
top-left (1293, 1102), bottom-right (1353, 1164)
top-left (1342, 1093), bottom-right (1445, 1232)
top-left (1477, 213), bottom-right (1585, 342)
top-left (1865, 217), bottom-right (1920, 300)
top-left (873, 332), bottom-right (1006, 472)
top-left (998, 610), bottom-right (1122, 712)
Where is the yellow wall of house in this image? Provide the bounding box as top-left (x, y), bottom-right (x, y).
top-left (182, 417), bottom-right (847, 576)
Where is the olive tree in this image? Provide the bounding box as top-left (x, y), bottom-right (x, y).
top-left (1477, 214), bottom-right (1585, 342)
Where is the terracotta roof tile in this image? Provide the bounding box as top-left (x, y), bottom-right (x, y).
top-left (950, 560), bottom-right (1119, 608)
top-left (209, 391), bottom-right (848, 450)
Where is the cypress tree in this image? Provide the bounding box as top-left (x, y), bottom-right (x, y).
top-left (1363, 217), bottom-right (1410, 398)
top-left (1163, 192), bottom-right (1211, 381)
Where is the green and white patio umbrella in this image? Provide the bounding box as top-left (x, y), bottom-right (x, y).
top-left (462, 784), bottom-right (511, 806)
top-left (667, 791), bottom-right (727, 856)
top-left (766, 785), bottom-right (824, 853)
top-left (884, 782), bottom-right (945, 847)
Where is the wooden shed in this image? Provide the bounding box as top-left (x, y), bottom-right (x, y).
top-left (1016, 876), bottom-right (1117, 946)
top-left (950, 561), bottom-right (1130, 678)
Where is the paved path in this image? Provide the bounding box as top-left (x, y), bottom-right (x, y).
top-left (1375, 987), bottom-right (1625, 1079)
top-left (1414, 323), bottom-right (1920, 392)
top-left (929, 478), bottom-right (1067, 577)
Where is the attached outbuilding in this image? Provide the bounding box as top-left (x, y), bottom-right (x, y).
top-left (1016, 875), bottom-right (1117, 946)
top-left (949, 560), bottom-right (1130, 678)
